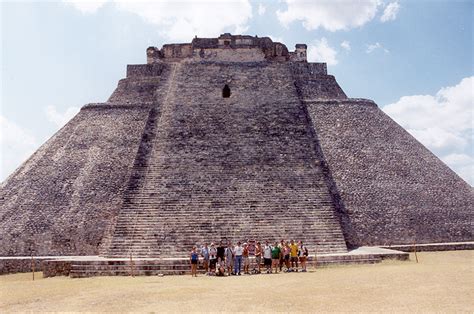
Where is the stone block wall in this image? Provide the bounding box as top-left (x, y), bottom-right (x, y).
top-left (127, 64), bottom-right (166, 78)
top-left (0, 105), bottom-right (150, 256)
top-left (306, 99), bottom-right (473, 247)
top-left (289, 62), bottom-right (346, 100)
top-left (295, 76), bottom-right (347, 100)
top-left (289, 62), bottom-right (327, 75)
top-left (173, 61), bottom-right (300, 104)
top-left (107, 77), bottom-right (162, 104)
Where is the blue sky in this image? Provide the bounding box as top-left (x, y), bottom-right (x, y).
top-left (1, 0), bottom-right (473, 185)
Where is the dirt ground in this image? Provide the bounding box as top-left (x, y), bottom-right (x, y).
top-left (1, 251), bottom-right (473, 312)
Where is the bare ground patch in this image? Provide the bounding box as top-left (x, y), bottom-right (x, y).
top-left (1, 251), bottom-right (473, 312)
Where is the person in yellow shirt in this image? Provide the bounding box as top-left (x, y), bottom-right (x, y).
top-left (289, 239), bottom-right (299, 272)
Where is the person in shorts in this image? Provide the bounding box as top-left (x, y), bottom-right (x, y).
top-left (283, 241), bottom-right (291, 272)
top-left (225, 241), bottom-right (234, 275)
top-left (190, 246), bottom-right (199, 277)
top-left (254, 241), bottom-right (262, 274)
top-left (200, 243), bottom-right (210, 274)
top-left (271, 242), bottom-right (281, 273)
top-left (299, 240), bottom-right (308, 272)
top-left (216, 259), bottom-right (225, 276)
top-left (263, 241), bottom-right (272, 274)
top-left (278, 239), bottom-right (285, 271)
top-left (209, 242), bottom-right (217, 275)
top-left (289, 239), bottom-right (299, 272)
top-left (242, 243), bottom-right (250, 274)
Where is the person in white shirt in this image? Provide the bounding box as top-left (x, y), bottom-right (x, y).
top-left (234, 241), bottom-right (243, 275)
top-left (263, 241), bottom-right (272, 274)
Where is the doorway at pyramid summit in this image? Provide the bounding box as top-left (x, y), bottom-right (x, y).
top-left (222, 84), bottom-right (231, 98)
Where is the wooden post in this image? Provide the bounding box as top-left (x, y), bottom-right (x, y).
top-left (413, 241), bottom-right (418, 263)
top-left (130, 253), bottom-right (134, 277)
top-left (31, 255), bottom-right (35, 281)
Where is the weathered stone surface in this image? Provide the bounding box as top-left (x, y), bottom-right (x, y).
top-left (102, 60), bottom-right (348, 258)
top-left (0, 34), bottom-right (472, 262)
top-left (0, 106), bottom-right (151, 256)
top-left (306, 99), bottom-right (473, 247)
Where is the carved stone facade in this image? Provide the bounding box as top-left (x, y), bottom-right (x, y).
top-left (147, 34), bottom-right (306, 63)
top-left (0, 34), bottom-right (472, 258)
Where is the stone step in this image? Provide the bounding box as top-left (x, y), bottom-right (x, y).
top-left (113, 216), bottom-right (341, 221)
top-left (112, 222), bottom-right (343, 228)
top-left (119, 203), bottom-right (335, 208)
top-left (68, 254), bottom-right (381, 277)
top-left (107, 236), bottom-right (346, 244)
top-left (108, 237), bottom-right (346, 245)
top-left (109, 228), bottom-right (346, 234)
top-left (108, 246), bottom-right (347, 252)
top-left (114, 217), bottom-right (338, 222)
top-left (112, 216), bottom-right (342, 221)
top-left (113, 218), bottom-right (341, 224)
top-left (104, 248), bottom-right (349, 257)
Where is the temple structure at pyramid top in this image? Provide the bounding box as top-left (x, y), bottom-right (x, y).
top-left (146, 33), bottom-right (309, 63)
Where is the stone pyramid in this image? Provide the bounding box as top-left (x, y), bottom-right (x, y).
top-left (0, 34), bottom-right (472, 258)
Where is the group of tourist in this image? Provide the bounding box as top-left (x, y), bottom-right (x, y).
top-left (190, 239), bottom-right (309, 277)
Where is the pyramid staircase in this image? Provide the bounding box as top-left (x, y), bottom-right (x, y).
top-left (99, 61), bottom-right (348, 263)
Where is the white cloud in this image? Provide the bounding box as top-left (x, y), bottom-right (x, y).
top-left (383, 76), bottom-right (474, 185)
top-left (307, 38), bottom-right (338, 66)
top-left (45, 105), bottom-right (80, 128)
top-left (63, 0), bottom-right (253, 42)
top-left (63, 0), bottom-right (108, 14)
top-left (340, 40), bottom-right (351, 51)
top-left (366, 42), bottom-right (389, 53)
top-left (258, 3), bottom-right (266, 15)
top-left (441, 153), bottom-right (474, 185)
top-left (380, 1), bottom-right (400, 22)
top-left (276, 0), bottom-right (381, 31)
top-left (0, 116), bottom-right (38, 181)
top-left (407, 127), bottom-right (468, 152)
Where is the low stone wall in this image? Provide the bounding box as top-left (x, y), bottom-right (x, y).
top-left (0, 257), bottom-right (44, 275)
top-left (381, 242), bottom-right (474, 252)
top-left (42, 260), bottom-right (72, 278)
top-left (0, 257), bottom-right (82, 277)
